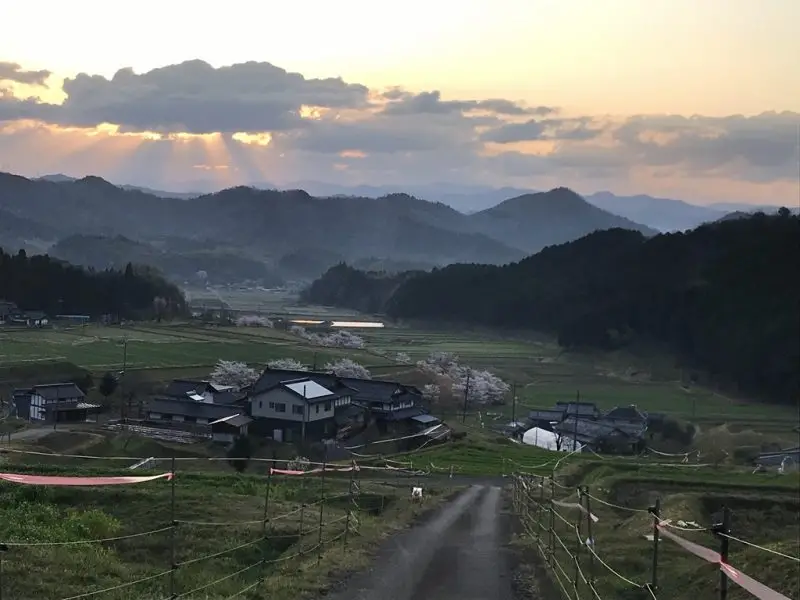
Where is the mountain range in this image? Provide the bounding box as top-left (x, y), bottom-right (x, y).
top-left (1, 172), bottom-right (659, 284)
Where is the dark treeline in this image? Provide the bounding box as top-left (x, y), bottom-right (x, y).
top-left (306, 211), bottom-right (800, 405)
top-left (0, 248), bottom-right (186, 319)
top-left (301, 263), bottom-right (422, 314)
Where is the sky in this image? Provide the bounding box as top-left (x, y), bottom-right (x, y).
top-left (1, 0), bottom-right (799, 206)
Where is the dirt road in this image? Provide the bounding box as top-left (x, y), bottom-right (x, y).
top-left (327, 485), bottom-right (520, 600)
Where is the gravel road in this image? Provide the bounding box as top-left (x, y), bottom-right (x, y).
top-left (326, 484), bottom-right (520, 600)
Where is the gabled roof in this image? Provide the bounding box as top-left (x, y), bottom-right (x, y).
top-left (555, 402), bottom-right (599, 416)
top-left (252, 368), bottom-right (357, 395)
top-left (605, 405), bottom-right (648, 422)
top-left (32, 383), bottom-right (85, 401)
top-left (284, 379), bottom-right (334, 399)
top-left (165, 379), bottom-right (211, 398)
top-left (527, 409), bottom-right (566, 422)
top-left (147, 397), bottom-right (236, 420)
top-left (555, 417), bottom-right (645, 444)
top-left (338, 378), bottom-right (422, 402)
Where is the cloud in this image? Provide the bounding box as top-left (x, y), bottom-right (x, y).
top-left (0, 58), bottom-right (798, 204)
top-left (0, 61), bottom-right (51, 86)
top-left (1, 60), bottom-right (370, 134)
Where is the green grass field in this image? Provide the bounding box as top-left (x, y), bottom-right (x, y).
top-left (0, 451), bottom-right (455, 600)
top-left (2, 315), bottom-right (797, 440)
top-left (512, 456), bottom-right (800, 600)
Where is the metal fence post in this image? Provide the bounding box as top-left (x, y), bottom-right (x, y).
top-left (649, 497), bottom-right (661, 591)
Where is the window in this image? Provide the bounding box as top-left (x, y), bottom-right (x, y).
top-left (292, 405), bottom-right (304, 416)
top-left (315, 405), bottom-right (320, 414)
top-left (275, 403), bottom-right (286, 413)
top-left (268, 401), bottom-right (275, 409)
top-left (324, 401), bottom-right (331, 411)
top-left (258, 400), bottom-right (262, 409)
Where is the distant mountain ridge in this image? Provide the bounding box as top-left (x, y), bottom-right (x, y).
top-left (1, 171), bottom-right (659, 282)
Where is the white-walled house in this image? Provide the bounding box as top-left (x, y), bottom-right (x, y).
top-left (210, 414), bottom-right (252, 444)
top-left (12, 383), bottom-right (100, 422)
top-left (249, 377), bottom-right (351, 443)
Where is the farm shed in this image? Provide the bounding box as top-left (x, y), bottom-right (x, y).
top-left (210, 414), bottom-right (253, 444)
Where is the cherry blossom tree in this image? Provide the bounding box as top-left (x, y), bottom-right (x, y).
top-left (422, 383), bottom-right (440, 403)
top-left (395, 352), bottom-right (412, 364)
top-left (323, 358), bottom-right (372, 379)
top-left (289, 326), bottom-right (365, 349)
top-left (267, 358), bottom-right (308, 371)
top-left (452, 368), bottom-right (510, 405)
top-left (210, 360), bottom-right (258, 390)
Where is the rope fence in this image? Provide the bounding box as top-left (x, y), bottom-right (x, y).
top-left (0, 455), bottom-right (429, 600)
top-left (511, 471), bottom-right (798, 600)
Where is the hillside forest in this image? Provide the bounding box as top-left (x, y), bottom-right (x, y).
top-left (0, 249), bottom-right (186, 319)
top-left (305, 210), bottom-right (800, 406)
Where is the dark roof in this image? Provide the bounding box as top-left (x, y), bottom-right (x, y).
top-left (380, 406), bottom-right (426, 422)
top-left (252, 368), bottom-right (356, 396)
top-left (605, 405), bottom-right (648, 422)
top-left (165, 380), bottom-right (210, 398)
top-left (32, 383), bottom-right (85, 401)
top-left (527, 409), bottom-right (566, 422)
top-left (147, 397), bottom-right (236, 420)
top-left (412, 414), bottom-right (440, 425)
top-left (554, 417), bottom-right (645, 444)
top-left (252, 368), bottom-right (420, 404)
top-left (269, 378), bottom-right (340, 404)
top-left (555, 402), bottom-right (599, 416)
top-left (212, 391), bottom-right (245, 405)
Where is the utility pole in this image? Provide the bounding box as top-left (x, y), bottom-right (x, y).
top-left (301, 384), bottom-right (307, 445)
top-left (119, 337), bottom-right (128, 422)
top-left (312, 352), bottom-right (317, 370)
top-left (511, 382), bottom-right (517, 424)
top-left (462, 369), bottom-right (471, 424)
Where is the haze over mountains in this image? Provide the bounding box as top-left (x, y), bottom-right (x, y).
top-left (0, 171), bottom-right (793, 286)
top-left (34, 173), bottom-right (792, 232)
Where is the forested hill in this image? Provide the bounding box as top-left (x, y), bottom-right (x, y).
top-left (306, 211), bottom-right (800, 404)
top-left (0, 248), bottom-right (186, 319)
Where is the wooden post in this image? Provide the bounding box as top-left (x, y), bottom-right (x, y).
top-left (583, 487), bottom-right (596, 587)
top-left (462, 369), bottom-right (471, 424)
top-left (548, 476), bottom-right (555, 567)
top-left (718, 507), bottom-right (731, 600)
top-left (169, 455), bottom-right (177, 599)
top-left (573, 487), bottom-right (584, 599)
top-left (298, 475), bottom-right (306, 554)
top-left (0, 543), bottom-right (6, 600)
top-left (650, 497), bottom-right (661, 591)
top-left (260, 462), bottom-right (274, 584)
top-left (317, 450), bottom-right (328, 564)
top-left (343, 461), bottom-right (355, 547)
top-left (538, 475), bottom-right (546, 541)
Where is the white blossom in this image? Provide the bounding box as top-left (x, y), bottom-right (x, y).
top-left (324, 358), bottom-right (372, 379)
top-left (210, 360), bottom-right (258, 390)
top-left (290, 326), bottom-right (365, 349)
top-left (422, 383), bottom-right (440, 402)
top-left (267, 358), bottom-right (309, 371)
top-left (416, 351), bottom-right (509, 405)
top-left (395, 352), bottom-right (412, 364)
top-left (236, 315), bottom-right (274, 328)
